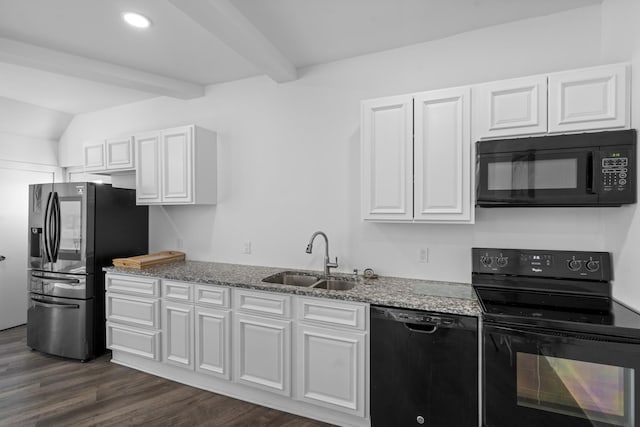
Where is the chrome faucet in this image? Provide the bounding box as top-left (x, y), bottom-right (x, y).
top-left (305, 231), bottom-right (338, 277)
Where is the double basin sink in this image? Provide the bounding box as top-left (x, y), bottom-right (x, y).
top-left (262, 271), bottom-right (356, 291)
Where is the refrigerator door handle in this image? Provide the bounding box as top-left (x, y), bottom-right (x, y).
top-left (43, 192), bottom-right (53, 263)
top-left (51, 192), bottom-right (61, 262)
top-left (31, 274), bottom-right (80, 283)
top-left (31, 298), bottom-right (80, 309)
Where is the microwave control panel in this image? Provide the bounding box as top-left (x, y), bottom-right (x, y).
top-left (598, 146), bottom-right (635, 203)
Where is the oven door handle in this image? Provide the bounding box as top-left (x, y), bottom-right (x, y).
top-left (31, 298), bottom-right (80, 309)
top-left (485, 323), bottom-right (635, 344)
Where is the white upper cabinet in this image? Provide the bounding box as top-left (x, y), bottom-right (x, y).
top-left (83, 137), bottom-right (135, 173)
top-left (548, 64), bottom-right (630, 133)
top-left (474, 63), bottom-right (630, 140)
top-left (414, 87), bottom-right (472, 223)
top-left (134, 125), bottom-right (217, 205)
top-left (83, 140), bottom-right (106, 172)
top-left (135, 131), bottom-right (162, 204)
top-left (361, 89), bottom-right (473, 223)
top-left (105, 136), bottom-right (135, 170)
top-left (473, 75), bottom-right (547, 140)
top-left (361, 95), bottom-right (413, 221)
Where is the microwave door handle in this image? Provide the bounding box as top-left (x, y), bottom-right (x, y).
top-left (587, 152), bottom-right (597, 194)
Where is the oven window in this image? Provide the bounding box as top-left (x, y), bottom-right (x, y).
top-left (517, 353), bottom-right (634, 426)
top-left (488, 158), bottom-right (578, 190)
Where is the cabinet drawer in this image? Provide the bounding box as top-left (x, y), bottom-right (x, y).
top-left (162, 280), bottom-right (193, 302)
top-left (106, 293), bottom-right (160, 329)
top-left (297, 297), bottom-right (367, 330)
top-left (195, 284), bottom-right (230, 308)
top-left (106, 274), bottom-right (160, 298)
top-left (106, 322), bottom-right (161, 361)
top-left (233, 289), bottom-right (292, 318)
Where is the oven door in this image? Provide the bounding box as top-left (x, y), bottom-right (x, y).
top-left (484, 324), bottom-right (639, 427)
top-left (476, 148), bottom-right (597, 207)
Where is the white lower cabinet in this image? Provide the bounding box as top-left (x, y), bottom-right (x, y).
top-left (108, 277), bottom-right (370, 426)
top-left (195, 306), bottom-right (231, 379)
top-left (162, 300), bottom-right (195, 369)
top-left (234, 312), bottom-right (292, 396)
top-left (106, 322), bottom-right (161, 361)
top-left (106, 273), bottom-right (162, 361)
top-left (296, 324), bottom-right (366, 417)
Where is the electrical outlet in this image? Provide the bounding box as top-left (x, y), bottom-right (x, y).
top-left (418, 247), bottom-right (429, 263)
top-left (176, 238), bottom-right (183, 249)
top-left (241, 240), bottom-right (252, 255)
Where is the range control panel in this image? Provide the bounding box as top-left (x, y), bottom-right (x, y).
top-left (472, 248), bottom-right (612, 281)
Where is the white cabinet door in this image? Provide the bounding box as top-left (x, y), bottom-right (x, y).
top-left (106, 136), bottom-right (135, 170)
top-left (361, 95), bottom-right (413, 221)
top-left (107, 322), bottom-right (161, 361)
top-left (473, 75), bottom-right (547, 139)
top-left (296, 324), bottom-right (366, 417)
top-left (135, 132), bottom-right (162, 204)
top-left (549, 64), bottom-right (629, 133)
top-left (162, 300), bottom-right (194, 370)
top-left (161, 126), bottom-right (194, 204)
top-left (414, 87), bottom-right (473, 223)
top-left (83, 141), bottom-right (106, 171)
top-left (195, 306), bottom-right (231, 379)
top-left (233, 313), bottom-right (291, 396)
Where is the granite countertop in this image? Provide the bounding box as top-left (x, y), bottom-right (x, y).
top-left (104, 260), bottom-right (481, 317)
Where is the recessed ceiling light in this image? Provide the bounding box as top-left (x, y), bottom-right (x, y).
top-left (123, 12), bottom-right (152, 29)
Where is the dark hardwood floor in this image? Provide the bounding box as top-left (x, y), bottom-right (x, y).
top-left (0, 325), bottom-right (333, 427)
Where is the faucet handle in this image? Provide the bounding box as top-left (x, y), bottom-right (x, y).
top-left (327, 257), bottom-right (338, 268)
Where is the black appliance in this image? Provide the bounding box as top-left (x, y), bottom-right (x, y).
top-left (370, 306), bottom-right (478, 427)
top-left (476, 129), bottom-right (636, 207)
top-left (473, 248), bottom-right (640, 427)
top-left (27, 182), bottom-right (148, 361)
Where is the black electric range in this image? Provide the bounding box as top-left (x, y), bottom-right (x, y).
top-left (473, 248), bottom-right (640, 427)
top-left (472, 248), bottom-right (640, 340)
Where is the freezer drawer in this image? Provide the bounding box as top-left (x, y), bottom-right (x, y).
top-left (29, 270), bottom-right (91, 299)
top-left (27, 294), bottom-right (93, 361)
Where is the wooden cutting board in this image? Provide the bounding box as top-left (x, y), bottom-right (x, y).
top-left (113, 251), bottom-right (186, 269)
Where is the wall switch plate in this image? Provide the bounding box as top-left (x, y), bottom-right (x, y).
top-left (418, 247), bottom-right (429, 263)
top-left (241, 240), bottom-right (252, 255)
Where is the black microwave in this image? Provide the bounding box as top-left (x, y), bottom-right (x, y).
top-left (476, 129), bottom-right (636, 207)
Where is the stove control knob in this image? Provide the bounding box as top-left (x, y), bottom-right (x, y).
top-left (480, 256), bottom-right (492, 267)
top-left (567, 259), bottom-right (582, 271)
top-left (496, 256), bottom-right (508, 267)
top-left (586, 260), bottom-right (600, 272)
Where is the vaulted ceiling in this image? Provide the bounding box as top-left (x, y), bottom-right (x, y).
top-left (0, 0), bottom-right (602, 140)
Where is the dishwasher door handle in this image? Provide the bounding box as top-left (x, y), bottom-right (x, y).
top-left (405, 322), bottom-right (439, 334)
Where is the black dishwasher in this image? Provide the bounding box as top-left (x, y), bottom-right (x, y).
top-left (371, 305), bottom-right (478, 427)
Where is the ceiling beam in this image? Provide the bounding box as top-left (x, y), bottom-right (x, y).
top-left (0, 37), bottom-right (205, 99)
top-left (169, 0), bottom-right (297, 83)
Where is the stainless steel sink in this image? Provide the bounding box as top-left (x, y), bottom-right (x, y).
top-left (262, 271), bottom-right (320, 287)
top-left (312, 279), bottom-right (356, 291)
top-left (262, 271), bottom-right (357, 291)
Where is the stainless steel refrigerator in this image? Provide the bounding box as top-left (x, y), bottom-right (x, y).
top-left (27, 182), bottom-right (148, 361)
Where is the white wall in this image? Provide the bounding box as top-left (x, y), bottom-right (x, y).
top-left (0, 131), bottom-right (58, 166)
top-left (58, 4), bottom-right (640, 310)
